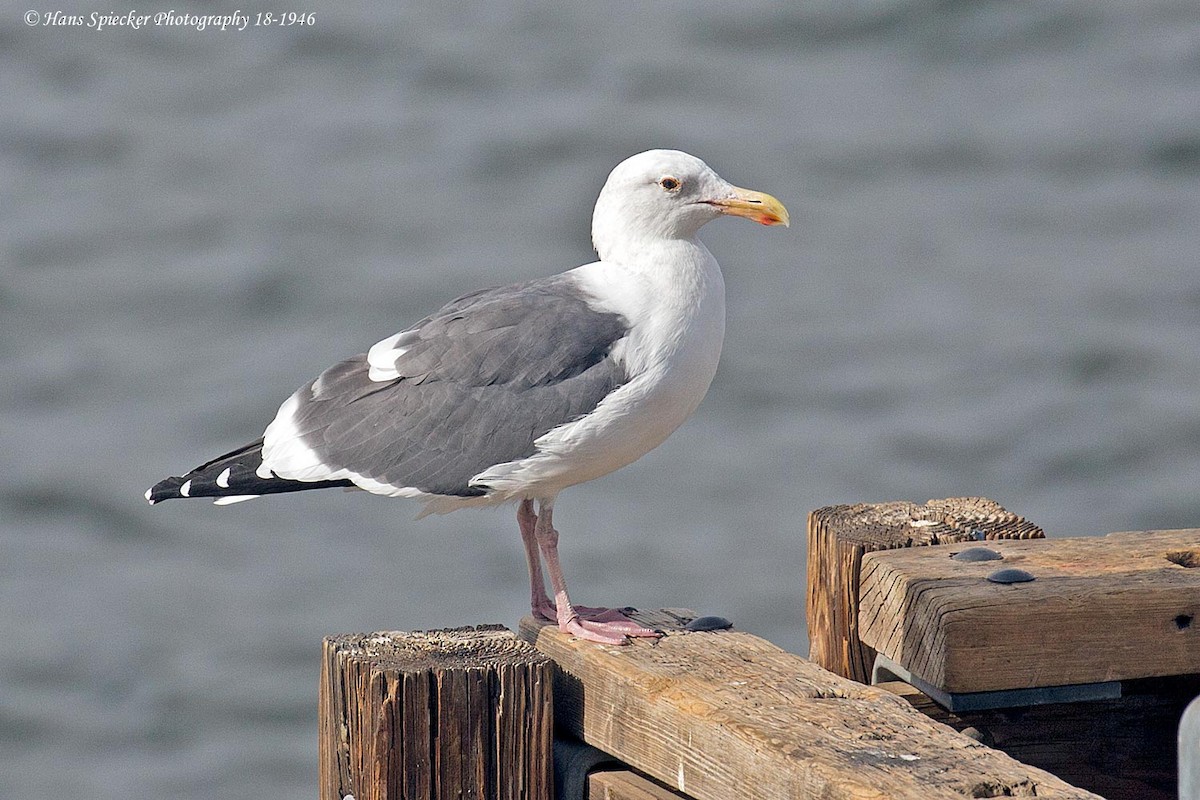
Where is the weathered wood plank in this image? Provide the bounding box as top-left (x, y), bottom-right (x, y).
top-left (521, 608), bottom-right (1099, 800)
top-left (588, 769), bottom-right (689, 800)
top-left (319, 626), bottom-right (553, 800)
top-left (807, 497), bottom-right (1044, 683)
top-left (859, 529), bottom-right (1200, 693)
top-left (880, 675), bottom-right (1200, 800)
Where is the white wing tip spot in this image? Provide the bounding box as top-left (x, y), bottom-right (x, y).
top-left (216, 467), bottom-right (232, 488)
top-left (367, 365), bottom-right (401, 382)
top-left (179, 479), bottom-right (192, 497)
top-left (366, 330), bottom-right (411, 382)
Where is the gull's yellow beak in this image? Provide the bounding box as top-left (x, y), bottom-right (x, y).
top-left (710, 185), bottom-right (790, 227)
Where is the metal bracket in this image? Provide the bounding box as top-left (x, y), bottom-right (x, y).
top-left (1181, 695), bottom-right (1200, 800)
top-left (872, 653), bottom-right (1122, 712)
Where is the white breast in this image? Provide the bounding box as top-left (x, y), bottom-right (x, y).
top-left (471, 239), bottom-right (726, 499)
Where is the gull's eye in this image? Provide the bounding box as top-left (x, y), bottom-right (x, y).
top-left (658, 176), bottom-right (681, 192)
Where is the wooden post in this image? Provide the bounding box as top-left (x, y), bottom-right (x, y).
top-left (319, 625), bottom-right (553, 800)
top-left (806, 497), bottom-right (1043, 683)
top-left (521, 608), bottom-right (1100, 800)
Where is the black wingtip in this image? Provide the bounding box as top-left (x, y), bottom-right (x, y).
top-left (146, 476), bottom-right (186, 505)
top-left (145, 461), bottom-right (356, 506)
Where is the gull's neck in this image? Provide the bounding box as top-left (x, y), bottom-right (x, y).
top-left (594, 235), bottom-right (721, 309)
top-left (571, 230), bottom-right (726, 389)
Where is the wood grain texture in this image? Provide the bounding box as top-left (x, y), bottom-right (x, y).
top-left (859, 529), bottom-right (1200, 693)
top-left (521, 608), bottom-right (1098, 800)
top-left (807, 498), bottom-right (1043, 683)
top-left (880, 675), bottom-right (1200, 800)
top-left (588, 770), bottom-right (689, 800)
top-left (319, 626), bottom-right (553, 800)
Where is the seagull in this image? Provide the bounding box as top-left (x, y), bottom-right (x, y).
top-left (146, 149), bottom-right (788, 644)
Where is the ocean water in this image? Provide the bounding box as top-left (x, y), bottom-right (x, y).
top-left (3, 1), bottom-right (1199, 796)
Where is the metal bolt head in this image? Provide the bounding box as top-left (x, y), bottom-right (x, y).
top-left (684, 615), bottom-right (733, 632)
top-left (986, 568), bottom-right (1035, 584)
top-left (951, 547), bottom-right (1003, 563)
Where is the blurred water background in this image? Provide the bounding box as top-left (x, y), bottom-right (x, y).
top-left (3, 1), bottom-right (1200, 796)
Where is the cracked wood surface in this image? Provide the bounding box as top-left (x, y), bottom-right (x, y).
top-left (807, 497), bottom-right (1044, 683)
top-left (319, 626), bottom-right (553, 800)
top-left (521, 608), bottom-right (1098, 800)
top-left (858, 529), bottom-right (1200, 693)
top-left (880, 676), bottom-right (1195, 800)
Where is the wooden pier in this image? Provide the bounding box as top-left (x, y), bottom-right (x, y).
top-left (318, 498), bottom-right (1200, 799)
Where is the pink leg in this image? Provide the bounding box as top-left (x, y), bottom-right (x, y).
top-left (518, 499), bottom-right (556, 621)
top-left (533, 499), bottom-right (660, 644)
top-left (519, 500), bottom-right (625, 621)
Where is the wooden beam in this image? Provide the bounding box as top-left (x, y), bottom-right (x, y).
top-left (588, 770), bottom-right (689, 799)
top-left (858, 529), bottom-right (1200, 693)
top-left (880, 675), bottom-right (1200, 800)
top-left (319, 626), bottom-right (553, 800)
top-left (806, 497), bottom-right (1043, 683)
top-left (520, 608), bottom-right (1099, 800)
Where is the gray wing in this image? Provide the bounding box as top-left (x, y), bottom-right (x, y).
top-left (280, 274), bottom-right (629, 497)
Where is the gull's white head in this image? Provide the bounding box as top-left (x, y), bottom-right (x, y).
top-left (591, 149), bottom-right (789, 262)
